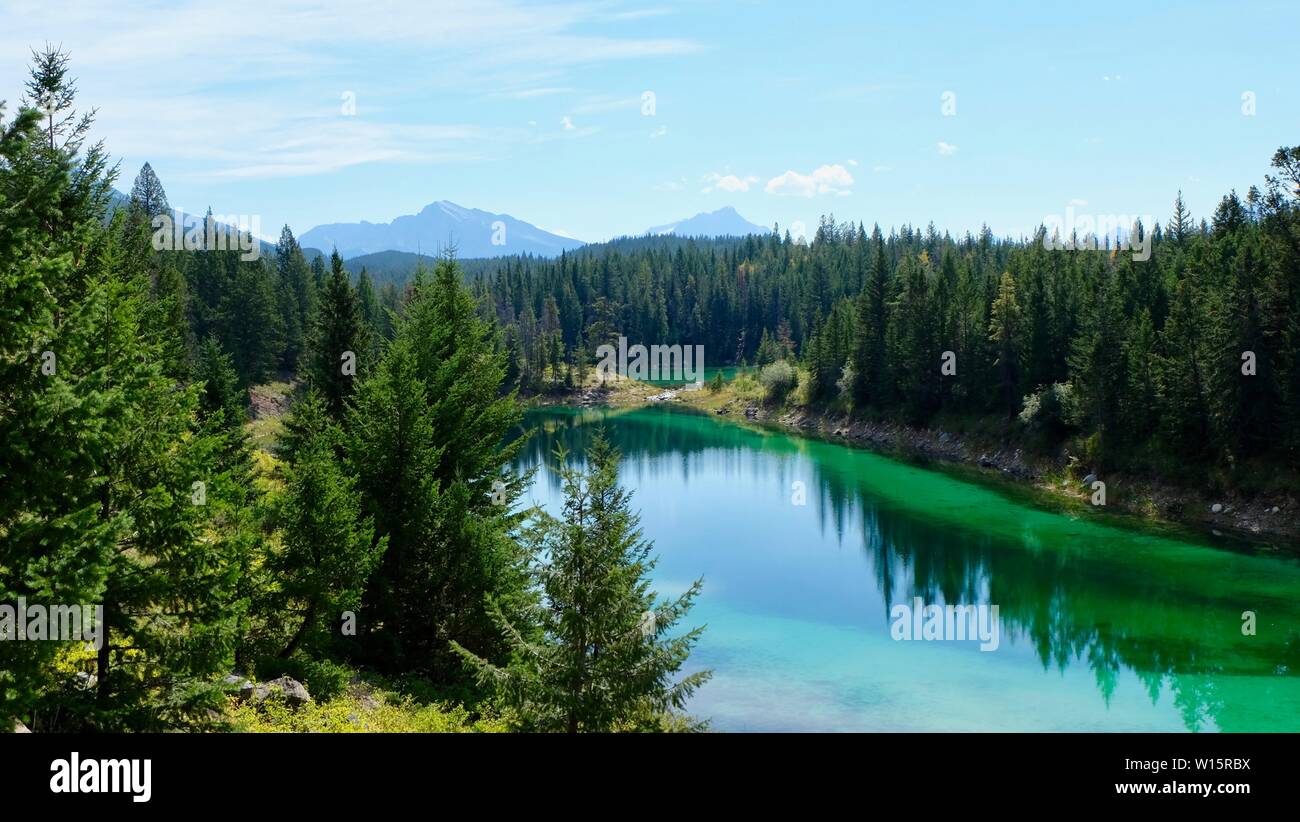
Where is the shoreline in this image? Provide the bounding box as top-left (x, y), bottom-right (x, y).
top-left (528, 377), bottom-right (1300, 551)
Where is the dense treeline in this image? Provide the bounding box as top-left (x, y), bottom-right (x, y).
top-left (477, 159), bottom-right (1300, 488)
top-left (1, 49), bottom-right (703, 732)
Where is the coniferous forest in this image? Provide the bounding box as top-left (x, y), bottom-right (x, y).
top-left (481, 169), bottom-right (1300, 492)
top-left (2, 48), bottom-right (704, 733)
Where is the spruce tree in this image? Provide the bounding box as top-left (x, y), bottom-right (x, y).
top-left (128, 161), bottom-right (170, 218)
top-left (0, 99), bottom-right (120, 728)
top-left (272, 427), bottom-right (386, 659)
top-left (307, 250), bottom-right (369, 418)
top-left (455, 434), bottom-right (710, 732)
top-left (348, 254), bottom-right (528, 676)
top-left (988, 271), bottom-right (1022, 417)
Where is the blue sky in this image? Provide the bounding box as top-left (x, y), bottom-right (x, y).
top-left (2, 0), bottom-right (1297, 244)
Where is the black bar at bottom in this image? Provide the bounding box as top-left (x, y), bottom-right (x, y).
top-left (0, 732), bottom-right (1283, 809)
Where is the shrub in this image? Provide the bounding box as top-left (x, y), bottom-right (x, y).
top-left (1018, 382), bottom-right (1078, 443)
top-left (254, 655), bottom-right (353, 702)
top-left (760, 360), bottom-right (797, 403)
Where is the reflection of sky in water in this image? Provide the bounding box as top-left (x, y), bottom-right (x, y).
top-left (513, 407), bottom-right (1300, 732)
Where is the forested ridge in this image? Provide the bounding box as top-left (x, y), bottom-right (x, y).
top-left (478, 155), bottom-right (1300, 493)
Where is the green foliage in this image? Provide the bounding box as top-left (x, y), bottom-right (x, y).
top-left (307, 249), bottom-right (369, 418)
top-left (348, 254), bottom-right (529, 677)
top-left (226, 678), bottom-right (506, 733)
top-left (760, 359), bottom-right (797, 403)
top-left (2, 53), bottom-right (249, 731)
top-left (195, 335), bottom-right (248, 430)
top-left (251, 656), bottom-right (354, 702)
top-left (274, 225), bottom-right (316, 372)
top-left (271, 427), bottom-right (386, 660)
top-left (1018, 382), bottom-right (1078, 444)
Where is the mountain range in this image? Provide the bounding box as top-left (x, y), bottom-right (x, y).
top-left (114, 189), bottom-right (771, 263)
top-left (646, 206), bottom-right (769, 238)
top-left (299, 200), bottom-right (584, 260)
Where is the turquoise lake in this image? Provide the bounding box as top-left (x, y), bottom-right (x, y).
top-left (511, 405), bottom-right (1300, 732)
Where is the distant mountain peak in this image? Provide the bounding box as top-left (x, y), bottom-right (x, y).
top-left (647, 206), bottom-right (768, 238)
top-left (301, 201), bottom-right (583, 260)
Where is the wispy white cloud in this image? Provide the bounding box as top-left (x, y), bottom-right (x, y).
top-left (702, 172), bottom-right (758, 193)
top-left (606, 7), bottom-right (675, 21)
top-left (937, 141), bottom-right (958, 156)
top-left (765, 164), bottom-right (854, 197)
top-left (0, 0), bottom-right (700, 181)
top-left (489, 87), bottom-right (574, 100)
top-left (571, 94), bottom-right (643, 114)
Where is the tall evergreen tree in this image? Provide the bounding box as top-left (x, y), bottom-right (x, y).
top-left (455, 435), bottom-right (710, 732)
top-left (128, 161), bottom-right (170, 218)
top-left (273, 428), bottom-right (386, 659)
top-left (349, 254), bottom-right (528, 676)
top-left (988, 271), bottom-right (1023, 416)
top-left (307, 250), bottom-right (369, 418)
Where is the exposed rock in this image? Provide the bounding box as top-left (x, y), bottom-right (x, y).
top-left (252, 676), bottom-right (312, 707)
top-left (223, 673), bottom-right (255, 701)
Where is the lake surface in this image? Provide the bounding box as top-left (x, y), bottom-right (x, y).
top-left (510, 405), bottom-right (1300, 731)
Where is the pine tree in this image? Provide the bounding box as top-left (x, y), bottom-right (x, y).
top-left (307, 250), bottom-right (369, 418)
top-left (0, 98), bottom-right (121, 728)
top-left (128, 161), bottom-right (170, 218)
top-left (1157, 278), bottom-right (1213, 459)
top-left (1169, 190), bottom-right (1194, 246)
top-left (348, 254), bottom-right (529, 675)
top-left (219, 256), bottom-right (283, 385)
top-left (455, 434), bottom-right (710, 732)
top-left (23, 45), bottom-right (93, 154)
top-left (274, 225), bottom-right (315, 372)
top-left (272, 428), bottom-right (386, 659)
top-left (60, 218), bottom-right (244, 730)
top-left (346, 340), bottom-right (444, 665)
top-left (356, 267), bottom-right (381, 345)
top-left (3, 52), bottom-right (245, 730)
top-left (194, 335), bottom-right (248, 433)
top-left (891, 255), bottom-right (937, 422)
top-left (988, 271), bottom-right (1022, 416)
